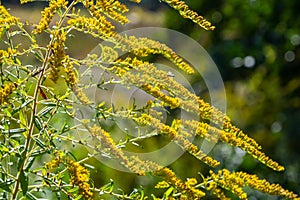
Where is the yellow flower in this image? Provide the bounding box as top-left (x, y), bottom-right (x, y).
top-left (154, 167), bottom-right (205, 199)
top-left (64, 57), bottom-right (77, 90)
top-left (155, 181), bottom-right (170, 188)
top-left (133, 113), bottom-right (220, 167)
top-left (0, 82), bottom-right (16, 105)
top-left (20, 0), bottom-right (34, 3)
top-left (113, 36), bottom-right (195, 74)
top-left (67, 15), bottom-right (116, 39)
top-left (33, 0), bottom-right (68, 34)
top-left (161, 0), bottom-right (215, 30)
top-left (66, 159), bottom-right (93, 199)
top-left (47, 30), bottom-right (67, 83)
top-left (207, 169), bottom-right (300, 200)
top-left (45, 151), bottom-right (64, 169)
top-left (83, 0), bottom-right (129, 24)
top-left (100, 45), bottom-right (119, 62)
top-left (0, 5), bottom-right (19, 36)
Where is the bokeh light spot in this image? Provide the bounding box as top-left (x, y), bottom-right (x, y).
top-left (231, 57), bottom-right (243, 68)
top-left (284, 51), bottom-right (295, 62)
top-left (244, 56), bottom-right (255, 68)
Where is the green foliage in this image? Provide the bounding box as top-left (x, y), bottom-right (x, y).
top-left (0, 0), bottom-right (299, 199)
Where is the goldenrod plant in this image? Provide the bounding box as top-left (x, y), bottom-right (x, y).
top-left (0, 0), bottom-right (299, 199)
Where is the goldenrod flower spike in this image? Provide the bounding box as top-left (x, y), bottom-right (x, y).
top-left (112, 56), bottom-right (284, 171)
top-left (64, 56), bottom-right (93, 105)
top-left (0, 82), bottom-right (16, 105)
top-left (67, 15), bottom-right (116, 39)
top-left (0, 48), bottom-right (19, 66)
top-left (154, 168), bottom-right (206, 199)
top-left (82, 121), bottom-right (133, 170)
top-left (45, 151), bottom-right (64, 170)
top-left (133, 113), bottom-right (220, 167)
top-left (47, 30), bottom-right (67, 83)
top-left (66, 159), bottom-right (93, 200)
top-left (207, 169), bottom-right (300, 200)
top-left (113, 35), bottom-right (195, 74)
top-left (100, 45), bottom-right (119, 62)
top-left (83, 120), bottom-right (205, 198)
top-left (181, 119), bottom-right (284, 171)
top-left (83, 0), bottom-right (129, 24)
top-left (33, 0), bottom-right (68, 34)
top-left (0, 6), bottom-right (19, 38)
top-left (236, 171), bottom-right (300, 199)
top-left (161, 0), bottom-right (215, 30)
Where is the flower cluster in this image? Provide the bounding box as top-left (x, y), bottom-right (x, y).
top-left (0, 5), bottom-right (19, 36)
top-left (45, 151), bottom-right (64, 169)
top-left (64, 57), bottom-right (93, 105)
top-left (100, 46), bottom-right (119, 63)
top-left (236, 171), bottom-right (300, 199)
top-left (83, 121), bottom-right (131, 167)
top-left (154, 168), bottom-right (205, 199)
top-left (66, 159), bottom-right (93, 200)
top-left (67, 15), bottom-right (116, 39)
top-left (44, 152), bottom-right (93, 199)
top-left (33, 0), bottom-right (68, 34)
top-left (83, 0), bottom-right (129, 24)
top-left (0, 48), bottom-right (18, 66)
top-left (0, 82), bottom-right (16, 105)
top-left (161, 0), bottom-right (215, 30)
top-left (206, 169), bottom-right (300, 200)
top-left (133, 113), bottom-right (220, 167)
top-left (83, 120), bottom-right (208, 199)
top-left (114, 36), bottom-right (195, 74)
top-left (47, 30), bottom-right (67, 83)
top-left (64, 57), bottom-right (77, 90)
top-left (180, 119), bottom-right (284, 171)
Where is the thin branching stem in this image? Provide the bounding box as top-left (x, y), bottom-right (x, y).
top-left (11, 2), bottom-right (77, 199)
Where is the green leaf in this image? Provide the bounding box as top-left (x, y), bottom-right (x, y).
top-left (38, 106), bottom-right (54, 117)
top-left (24, 157), bottom-right (36, 172)
top-left (26, 193), bottom-right (38, 200)
top-left (0, 144), bottom-right (9, 153)
top-left (163, 187), bottom-right (174, 199)
top-left (33, 116), bottom-right (43, 131)
top-left (19, 111), bottom-right (27, 128)
top-left (11, 100), bottom-right (33, 115)
top-left (3, 108), bottom-right (12, 117)
top-left (151, 194), bottom-right (158, 200)
top-left (97, 101), bottom-right (106, 108)
top-left (101, 180), bottom-right (114, 192)
top-left (9, 139), bottom-right (20, 149)
top-left (74, 195), bottom-right (82, 200)
top-left (68, 187), bottom-right (79, 193)
top-left (0, 179), bottom-right (14, 192)
top-left (3, 128), bottom-right (27, 134)
top-left (30, 149), bottom-right (47, 157)
top-left (20, 169), bottom-right (28, 196)
top-left (10, 30), bottom-right (24, 37)
top-left (33, 138), bottom-right (46, 149)
top-left (39, 101), bottom-right (56, 106)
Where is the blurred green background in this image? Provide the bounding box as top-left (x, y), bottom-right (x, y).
top-left (162, 0), bottom-right (300, 199)
top-left (2, 0), bottom-right (300, 199)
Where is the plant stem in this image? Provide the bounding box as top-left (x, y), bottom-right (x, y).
top-left (11, 2), bottom-right (76, 199)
